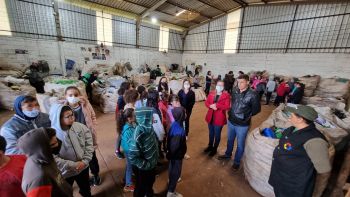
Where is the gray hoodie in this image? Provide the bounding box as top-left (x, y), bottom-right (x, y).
top-left (18, 128), bottom-right (73, 197)
top-left (49, 103), bottom-right (93, 178)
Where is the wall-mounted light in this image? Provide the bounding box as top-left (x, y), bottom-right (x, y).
top-left (151, 17), bottom-right (157, 23)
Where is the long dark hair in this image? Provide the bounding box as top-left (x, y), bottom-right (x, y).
top-left (137, 85), bottom-right (148, 100)
top-left (147, 89), bottom-right (162, 118)
top-left (158, 77), bottom-right (169, 92)
top-left (119, 108), bottom-right (135, 131)
top-left (195, 67), bottom-right (200, 76)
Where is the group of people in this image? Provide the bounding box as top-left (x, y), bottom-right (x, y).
top-left (250, 74), bottom-right (305, 106)
top-left (203, 72), bottom-right (331, 196)
top-left (114, 77), bottom-right (195, 197)
top-left (0, 68), bottom-right (331, 197)
top-left (0, 86), bottom-right (100, 197)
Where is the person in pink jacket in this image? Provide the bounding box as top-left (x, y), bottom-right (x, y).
top-left (63, 86), bottom-right (101, 186)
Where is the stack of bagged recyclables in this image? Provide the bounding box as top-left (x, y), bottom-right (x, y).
top-left (99, 76), bottom-right (125, 113)
top-left (298, 75), bottom-right (321, 97)
top-left (44, 77), bottom-right (87, 98)
top-left (243, 104), bottom-right (336, 197)
top-left (303, 77), bottom-right (350, 110)
top-left (0, 82), bottom-right (36, 110)
top-left (36, 77), bottom-right (86, 113)
top-left (0, 63), bottom-right (27, 78)
top-left (132, 72), bottom-right (150, 86)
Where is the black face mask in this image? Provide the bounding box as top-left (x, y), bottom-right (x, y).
top-left (51, 139), bottom-right (62, 155)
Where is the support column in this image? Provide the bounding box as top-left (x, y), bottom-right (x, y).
top-left (237, 7), bottom-right (245, 53)
top-left (136, 17), bottom-right (141, 48)
top-left (285, 5), bottom-right (298, 53)
top-left (181, 30), bottom-right (188, 53)
top-left (53, 0), bottom-right (65, 75)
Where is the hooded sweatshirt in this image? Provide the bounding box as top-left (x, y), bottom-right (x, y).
top-left (58, 97), bottom-right (98, 147)
top-left (18, 128), bottom-right (72, 197)
top-left (129, 107), bottom-right (159, 170)
top-left (0, 96), bottom-right (51, 155)
top-left (121, 123), bottom-right (136, 154)
top-left (167, 107), bottom-right (187, 160)
top-left (49, 104), bottom-right (93, 178)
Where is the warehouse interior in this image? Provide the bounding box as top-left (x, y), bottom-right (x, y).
top-left (0, 0), bottom-right (350, 197)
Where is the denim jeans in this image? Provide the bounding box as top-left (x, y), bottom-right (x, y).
top-left (208, 124), bottom-right (223, 148)
top-left (125, 153), bottom-right (133, 186)
top-left (224, 121), bottom-right (249, 165)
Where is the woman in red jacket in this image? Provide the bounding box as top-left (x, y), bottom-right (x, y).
top-left (204, 80), bottom-right (231, 156)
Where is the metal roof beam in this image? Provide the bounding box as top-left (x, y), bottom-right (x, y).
top-left (141, 0), bottom-right (167, 18)
top-left (165, 1), bottom-right (212, 19)
top-left (195, 0), bottom-right (227, 13)
top-left (231, 0), bottom-right (248, 7)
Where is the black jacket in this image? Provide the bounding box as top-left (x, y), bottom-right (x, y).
top-left (228, 87), bottom-right (261, 126)
top-left (178, 89), bottom-right (195, 112)
top-left (269, 124), bottom-right (327, 197)
top-left (288, 87), bottom-right (304, 104)
top-left (166, 121), bottom-right (187, 160)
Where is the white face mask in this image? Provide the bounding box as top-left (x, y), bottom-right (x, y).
top-left (216, 85), bottom-right (224, 93)
top-left (184, 84), bottom-right (190, 90)
top-left (67, 96), bottom-right (80, 104)
top-left (23, 109), bottom-right (40, 118)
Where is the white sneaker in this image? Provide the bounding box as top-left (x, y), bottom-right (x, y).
top-left (167, 192), bottom-right (183, 197)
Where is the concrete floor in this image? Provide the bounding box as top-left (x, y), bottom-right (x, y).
top-left (0, 102), bottom-right (275, 197)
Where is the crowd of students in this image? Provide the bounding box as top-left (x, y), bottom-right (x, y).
top-left (0, 70), bottom-right (331, 197)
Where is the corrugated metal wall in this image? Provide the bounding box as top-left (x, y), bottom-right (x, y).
top-left (1, 0), bottom-right (183, 52)
top-left (58, 2), bottom-right (97, 44)
top-left (207, 15), bottom-right (227, 53)
top-left (240, 5), bottom-right (295, 53)
top-left (6, 0), bottom-right (56, 39)
top-left (184, 23), bottom-right (209, 53)
top-left (112, 16), bottom-right (136, 48)
top-left (168, 29), bottom-right (183, 53)
top-left (184, 2), bottom-right (350, 54)
top-left (139, 22), bottom-right (160, 51)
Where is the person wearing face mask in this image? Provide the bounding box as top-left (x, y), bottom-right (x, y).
top-left (18, 127), bottom-right (73, 197)
top-left (1, 95), bottom-right (51, 155)
top-left (177, 79), bottom-right (195, 138)
top-left (204, 81), bottom-right (230, 156)
top-left (218, 74), bottom-right (261, 172)
top-left (63, 86), bottom-right (101, 186)
top-left (49, 104), bottom-right (93, 197)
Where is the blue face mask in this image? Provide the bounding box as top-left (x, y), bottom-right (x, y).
top-left (23, 109), bottom-right (40, 118)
